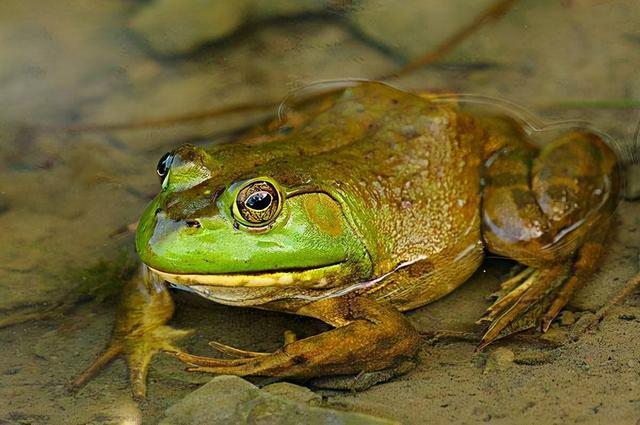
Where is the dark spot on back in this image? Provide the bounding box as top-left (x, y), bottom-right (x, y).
top-left (484, 173), bottom-right (527, 187)
top-left (511, 188), bottom-right (534, 209)
top-left (291, 355), bottom-right (307, 365)
top-left (407, 259), bottom-right (435, 278)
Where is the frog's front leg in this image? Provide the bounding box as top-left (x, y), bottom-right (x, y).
top-left (479, 130), bottom-right (619, 347)
top-left (72, 265), bottom-right (191, 399)
top-left (170, 295), bottom-right (421, 384)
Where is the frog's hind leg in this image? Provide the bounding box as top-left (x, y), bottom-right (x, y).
top-left (479, 129), bottom-right (619, 348)
top-left (169, 295), bottom-right (421, 387)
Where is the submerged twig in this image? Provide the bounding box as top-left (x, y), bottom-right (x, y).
top-left (26, 0), bottom-right (520, 135)
top-left (0, 302), bottom-right (66, 329)
top-left (385, 0), bottom-right (520, 78)
top-left (586, 271), bottom-right (640, 331)
top-left (419, 329), bottom-right (560, 347)
top-left (40, 101), bottom-right (277, 134)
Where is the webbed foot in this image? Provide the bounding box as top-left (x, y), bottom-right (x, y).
top-left (71, 266), bottom-right (191, 399)
top-left (477, 234), bottom-right (606, 349)
top-left (477, 263), bottom-right (570, 349)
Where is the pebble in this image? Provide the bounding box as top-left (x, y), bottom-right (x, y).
top-left (484, 347), bottom-right (515, 373)
top-left (539, 327), bottom-right (568, 345)
top-left (560, 311), bottom-right (576, 326)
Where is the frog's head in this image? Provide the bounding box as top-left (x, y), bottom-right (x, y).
top-left (136, 145), bottom-right (372, 289)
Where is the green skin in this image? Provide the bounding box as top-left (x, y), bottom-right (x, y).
top-left (136, 172), bottom-right (371, 282)
top-left (75, 81), bottom-right (619, 398)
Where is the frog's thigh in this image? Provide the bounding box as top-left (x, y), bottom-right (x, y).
top-left (478, 131), bottom-right (618, 346)
top-left (482, 130), bottom-right (617, 265)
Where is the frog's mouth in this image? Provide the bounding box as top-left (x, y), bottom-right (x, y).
top-left (148, 263), bottom-right (343, 288)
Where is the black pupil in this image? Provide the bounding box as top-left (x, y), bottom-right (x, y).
top-left (157, 152), bottom-right (173, 180)
top-left (246, 191), bottom-right (272, 211)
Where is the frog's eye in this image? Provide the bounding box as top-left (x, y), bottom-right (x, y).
top-left (233, 179), bottom-right (283, 227)
top-left (156, 152), bottom-right (174, 183)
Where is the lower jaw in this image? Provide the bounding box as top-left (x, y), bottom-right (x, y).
top-left (147, 263), bottom-right (343, 289)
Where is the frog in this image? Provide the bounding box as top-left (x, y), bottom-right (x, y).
top-left (73, 81), bottom-right (620, 398)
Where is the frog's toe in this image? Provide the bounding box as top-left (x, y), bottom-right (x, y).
top-left (207, 340), bottom-right (270, 358)
top-left (170, 329), bottom-right (299, 371)
top-left (71, 342), bottom-right (125, 392)
top-left (478, 266), bottom-right (539, 324)
top-left (478, 262), bottom-right (572, 350)
top-left (126, 326), bottom-right (194, 399)
top-left (172, 348), bottom-right (318, 377)
top-left (169, 349), bottom-right (255, 367)
top-left (203, 329), bottom-right (297, 358)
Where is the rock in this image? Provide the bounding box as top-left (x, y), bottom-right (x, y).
top-left (242, 396), bottom-right (397, 425)
top-left (160, 375), bottom-right (399, 425)
top-left (0, 1), bottom-right (147, 125)
top-left (131, 0), bottom-right (336, 56)
top-left (161, 376), bottom-right (257, 425)
top-left (483, 347), bottom-right (514, 373)
top-left (130, 0), bottom-right (250, 56)
top-left (348, 0), bottom-right (496, 60)
top-left (252, 0), bottom-right (332, 18)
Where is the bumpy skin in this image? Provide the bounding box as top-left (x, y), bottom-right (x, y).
top-left (75, 82), bottom-right (620, 397)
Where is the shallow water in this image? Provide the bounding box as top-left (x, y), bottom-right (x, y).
top-left (1, 1), bottom-right (639, 424)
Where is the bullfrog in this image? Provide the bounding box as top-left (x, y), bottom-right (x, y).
top-left (73, 81), bottom-right (620, 398)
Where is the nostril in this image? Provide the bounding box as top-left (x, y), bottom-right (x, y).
top-left (155, 208), bottom-right (162, 215)
top-left (185, 220), bottom-right (201, 228)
